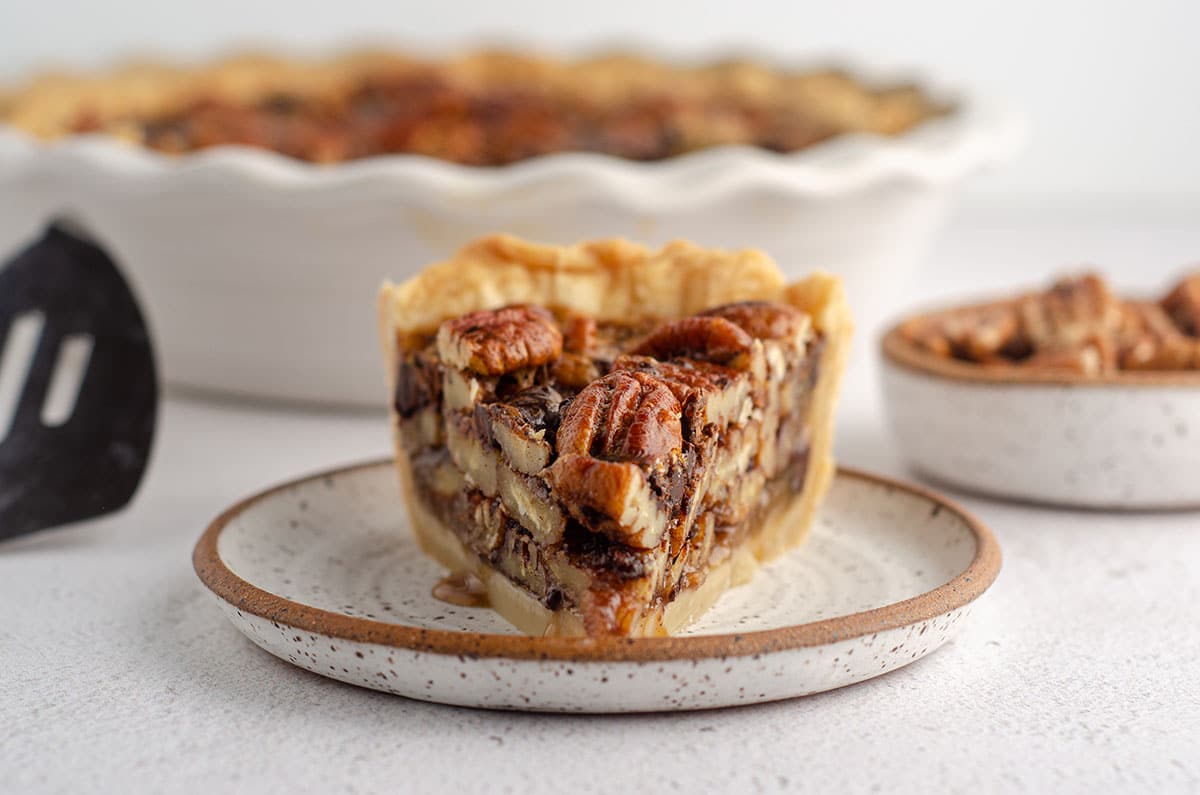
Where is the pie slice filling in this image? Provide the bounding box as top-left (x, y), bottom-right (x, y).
top-left (380, 236), bottom-right (850, 636)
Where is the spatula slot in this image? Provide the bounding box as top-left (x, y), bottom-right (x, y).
top-left (41, 334), bottom-right (94, 428)
top-left (0, 223), bottom-right (158, 539)
top-left (0, 310), bottom-right (45, 442)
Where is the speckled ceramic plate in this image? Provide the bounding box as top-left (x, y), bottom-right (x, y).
top-left (193, 459), bottom-right (1000, 712)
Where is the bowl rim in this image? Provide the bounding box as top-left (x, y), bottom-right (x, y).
top-left (192, 458), bottom-right (1002, 662)
top-left (881, 312), bottom-right (1200, 388)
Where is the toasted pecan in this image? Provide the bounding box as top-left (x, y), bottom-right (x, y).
top-left (1021, 336), bottom-right (1118, 376)
top-left (629, 316), bottom-right (754, 370)
top-left (561, 313), bottom-right (598, 354)
top-left (898, 304), bottom-right (1023, 363)
top-left (485, 386), bottom-right (564, 474)
top-left (1119, 302), bottom-right (1197, 370)
top-left (556, 371), bottom-right (683, 467)
top-left (436, 305), bottom-right (563, 376)
top-left (545, 455), bottom-right (669, 549)
top-left (1018, 273), bottom-right (1121, 350)
top-left (1163, 272), bottom-right (1200, 337)
top-left (701, 301), bottom-right (806, 341)
top-left (897, 271), bottom-right (1200, 373)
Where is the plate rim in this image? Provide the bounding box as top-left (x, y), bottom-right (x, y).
top-left (193, 458), bottom-right (1001, 662)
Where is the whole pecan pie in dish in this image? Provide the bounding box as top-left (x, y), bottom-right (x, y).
top-left (2, 51), bottom-right (945, 165)
top-left (892, 271), bottom-right (1200, 376)
top-left (378, 236), bottom-right (851, 637)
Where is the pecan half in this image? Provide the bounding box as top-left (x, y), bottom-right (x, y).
top-left (1162, 272), bottom-right (1200, 337)
top-left (701, 301), bottom-right (806, 341)
top-left (496, 465), bottom-right (566, 545)
top-left (1018, 273), bottom-right (1121, 350)
top-left (486, 386), bottom-right (564, 474)
top-left (1118, 302), bottom-right (1197, 370)
top-left (629, 316), bottom-right (754, 369)
top-left (956, 305), bottom-right (1024, 361)
top-left (552, 314), bottom-right (604, 387)
top-left (561, 313), bottom-right (598, 354)
top-left (436, 305), bottom-right (563, 376)
top-left (899, 304), bottom-right (1023, 363)
top-left (1022, 335), bottom-right (1118, 376)
top-left (897, 315), bottom-right (954, 358)
top-left (444, 416), bottom-right (499, 496)
top-left (611, 355), bottom-right (751, 431)
top-left (555, 371), bottom-right (682, 467)
top-left (546, 455), bottom-right (670, 549)
top-left (551, 353), bottom-right (602, 390)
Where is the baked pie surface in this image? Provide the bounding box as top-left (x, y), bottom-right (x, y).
top-left (379, 235), bottom-right (851, 637)
top-left (2, 51), bottom-right (945, 165)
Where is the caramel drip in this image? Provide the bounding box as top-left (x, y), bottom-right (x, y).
top-left (432, 572), bottom-right (490, 608)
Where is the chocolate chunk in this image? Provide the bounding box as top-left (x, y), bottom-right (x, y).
top-left (394, 352), bottom-right (440, 417)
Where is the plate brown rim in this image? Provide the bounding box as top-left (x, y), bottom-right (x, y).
top-left (882, 316), bottom-right (1200, 388)
top-left (193, 458), bottom-right (1001, 663)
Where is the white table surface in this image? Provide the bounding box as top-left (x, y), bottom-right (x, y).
top-left (4, 196), bottom-right (1200, 793)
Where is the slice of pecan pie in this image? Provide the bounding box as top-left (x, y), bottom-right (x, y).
top-left (378, 235), bottom-right (851, 637)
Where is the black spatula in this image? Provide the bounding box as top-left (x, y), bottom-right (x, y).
top-left (0, 222), bottom-right (158, 541)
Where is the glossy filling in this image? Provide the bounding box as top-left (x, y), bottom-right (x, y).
top-left (393, 301), bottom-right (822, 635)
top-left (52, 59), bottom-right (944, 165)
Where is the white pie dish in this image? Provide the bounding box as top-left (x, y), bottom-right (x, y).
top-left (0, 55), bottom-right (1024, 406)
top-left (193, 458), bottom-right (1000, 713)
top-left (882, 325), bottom-right (1200, 509)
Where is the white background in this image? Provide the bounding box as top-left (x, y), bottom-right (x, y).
top-left (4, 5), bottom-right (1200, 793)
top-left (2, 0), bottom-right (1199, 203)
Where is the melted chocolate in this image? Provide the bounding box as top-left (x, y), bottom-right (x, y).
top-left (393, 351), bottom-right (440, 417)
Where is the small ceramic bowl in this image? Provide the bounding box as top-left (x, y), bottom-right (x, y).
top-left (881, 322), bottom-right (1200, 510)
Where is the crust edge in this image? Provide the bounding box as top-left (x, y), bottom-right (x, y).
top-left (381, 233), bottom-right (850, 339)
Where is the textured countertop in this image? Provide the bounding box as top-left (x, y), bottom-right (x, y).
top-left (3, 198), bottom-right (1199, 793)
